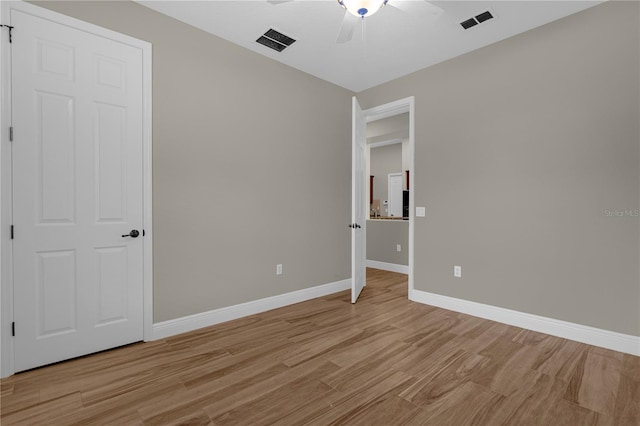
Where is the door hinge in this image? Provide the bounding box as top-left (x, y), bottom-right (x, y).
top-left (11, 322), bottom-right (15, 337)
top-left (1, 25), bottom-right (13, 43)
top-left (10, 225), bottom-right (13, 239)
top-left (9, 126), bottom-right (13, 142)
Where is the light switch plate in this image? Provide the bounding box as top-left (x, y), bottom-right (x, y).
top-left (454, 265), bottom-right (462, 278)
top-left (416, 207), bottom-right (426, 217)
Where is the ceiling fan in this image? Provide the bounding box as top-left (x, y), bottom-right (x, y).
top-left (268, 0), bottom-right (443, 44)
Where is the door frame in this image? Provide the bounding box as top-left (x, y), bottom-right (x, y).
top-left (0, 0), bottom-right (153, 378)
top-left (361, 96), bottom-right (415, 298)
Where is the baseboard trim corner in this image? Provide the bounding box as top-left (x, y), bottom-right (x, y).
top-left (152, 278), bottom-right (351, 340)
top-left (410, 289), bottom-right (640, 356)
top-left (365, 260), bottom-right (409, 275)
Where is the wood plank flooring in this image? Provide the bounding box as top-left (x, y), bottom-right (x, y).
top-left (1, 269), bottom-right (638, 425)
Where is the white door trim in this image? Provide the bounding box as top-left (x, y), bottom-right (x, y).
top-left (0, 0), bottom-right (153, 378)
top-left (362, 97), bottom-right (415, 300)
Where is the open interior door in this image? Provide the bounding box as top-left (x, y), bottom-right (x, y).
top-left (351, 97), bottom-right (366, 303)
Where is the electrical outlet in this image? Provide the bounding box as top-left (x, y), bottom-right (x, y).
top-left (276, 264), bottom-right (283, 275)
top-left (454, 265), bottom-right (462, 278)
top-left (416, 207), bottom-right (426, 217)
top-left (396, 244), bottom-right (401, 252)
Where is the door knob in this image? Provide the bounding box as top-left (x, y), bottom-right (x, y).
top-left (122, 229), bottom-right (140, 238)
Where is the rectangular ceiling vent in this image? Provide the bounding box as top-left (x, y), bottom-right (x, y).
top-left (460, 11), bottom-right (494, 30)
top-left (256, 28), bottom-right (296, 52)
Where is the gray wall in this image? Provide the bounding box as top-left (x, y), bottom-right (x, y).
top-left (358, 1), bottom-right (640, 336)
top-left (33, 1), bottom-right (353, 322)
top-left (370, 143), bottom-right (403, 212)
top-left (367, 221), bottom-right (408, 266)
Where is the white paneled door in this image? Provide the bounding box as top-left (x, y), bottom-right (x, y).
top-left (388, 173), bottom-right (403, 217)
top-left (11, 9), bottom-right (144, 372)
top-left (351, 97), bottom-right (366, 303)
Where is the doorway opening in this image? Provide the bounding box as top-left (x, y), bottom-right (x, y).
top-left (351, 97), bottom-right (415, 302)
top-left (366, 113), bottom-right (411, 276)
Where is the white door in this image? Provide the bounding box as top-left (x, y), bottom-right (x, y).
top-left (388, 173), bottom-right (403, 217)
top-left (11, 9), bottom-right (144, 372)
top-left (351, 97), bottom-right (366, 303)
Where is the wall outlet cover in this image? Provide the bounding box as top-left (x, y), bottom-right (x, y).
top-left (416, 207), bottom-right (426, 217)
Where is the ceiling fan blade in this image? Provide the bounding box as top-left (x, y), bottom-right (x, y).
top-left (388, 0), bottom-right (443, 18)
top-left (336, 11), bottom-right (360, 44)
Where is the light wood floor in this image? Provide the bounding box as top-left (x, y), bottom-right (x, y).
top-left (1, 269), bottom-right (638, 425)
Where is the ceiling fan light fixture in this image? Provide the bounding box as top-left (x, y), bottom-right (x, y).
top-left (338, 0), bottom-right (388, 18)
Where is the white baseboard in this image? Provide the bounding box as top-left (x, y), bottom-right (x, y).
top-left (152, 279), bottom-right (351, 340)
top-left (366, 260), bottom-right (409, 275)
top-left (410, 289), bottom-right (640, 356)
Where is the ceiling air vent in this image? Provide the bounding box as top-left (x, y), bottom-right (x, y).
top-left (475, 11), bottom-right (494, 23)
top-left (460, 11), bottom-right (494, 30)
top-left (256, 28), bottom-right (296, 52)
top-left (460, 18), bottom-right (478, 30)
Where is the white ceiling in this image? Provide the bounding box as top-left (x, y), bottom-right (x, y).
top-left (137, 0), bottom-right (603, 92)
